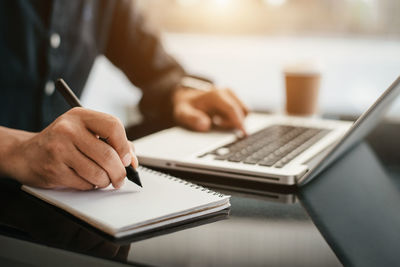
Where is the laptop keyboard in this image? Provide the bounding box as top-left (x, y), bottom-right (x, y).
top-left (203, 125), bottom-right (330, 168)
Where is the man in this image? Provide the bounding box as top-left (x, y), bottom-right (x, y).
top-left (0, 1), bottom-right (247, 190)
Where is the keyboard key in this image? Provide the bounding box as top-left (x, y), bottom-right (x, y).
top-left (258, 159), bottom-right (278, 167)
top-left (228, 156), bottom-right (243, 162)
top-left (215, 147), bottom-right (230, 156)
top-left (243, 157), bottom-right (259, 164)
top-left (215, 155), bottom-right (231, 160)
top-left (274, 162), bottom-right (286, 168)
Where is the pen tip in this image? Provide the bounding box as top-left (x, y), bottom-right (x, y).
top-left (125, 165), bottom-right (143, 188)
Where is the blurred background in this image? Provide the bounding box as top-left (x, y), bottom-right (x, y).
top-left (81, 0), bottom-right (400, 125)
top-left (137, 0), bottom-right (400, 37)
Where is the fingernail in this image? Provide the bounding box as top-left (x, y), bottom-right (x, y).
top-left (130, 149), bottom-right (139, 168)
top-left (115, 179), bottom-right (125, 189)
top-left (212, 116), bottom-right (222, 126)
top-left (122, 153), bottom-right (131, 167)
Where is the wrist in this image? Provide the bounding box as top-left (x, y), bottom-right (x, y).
top-left (178, 76), bottom-right (214, 91)
top-left (0, 127), bottom-right (35, 178)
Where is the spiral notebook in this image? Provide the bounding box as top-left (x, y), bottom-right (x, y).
top-left (22, 167), bottom-right (230, 238)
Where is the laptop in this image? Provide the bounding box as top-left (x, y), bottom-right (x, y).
top-left (134, 76), bottom-right (400, 186)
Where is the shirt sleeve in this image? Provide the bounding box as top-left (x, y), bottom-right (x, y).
top-left (104, 0), bottom-right (186, 122)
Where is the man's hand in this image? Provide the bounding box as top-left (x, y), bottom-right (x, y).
top-left (172, 87), bottom-right (249, 134)
top-left (1, 108), bottom-right (137, 190)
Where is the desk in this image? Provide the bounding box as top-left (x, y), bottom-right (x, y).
top-left (1, 119), bottom-right (399, 266)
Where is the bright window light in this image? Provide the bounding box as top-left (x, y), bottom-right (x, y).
top-left (176, 0), bottom-right (200, 7)
top-left (213, 0), bottom-right (231, 7)
top-left (264, 0), bottom-right (286, 7)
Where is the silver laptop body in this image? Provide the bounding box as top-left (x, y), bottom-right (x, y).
top-left (134, 76), bottom-right (400, 186)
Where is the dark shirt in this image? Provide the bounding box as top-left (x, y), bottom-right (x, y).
top-left (0, 0), bottom-right (185, 132)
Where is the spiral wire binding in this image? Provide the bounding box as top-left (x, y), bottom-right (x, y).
top-left (137, 166), bottom-right (226, 198)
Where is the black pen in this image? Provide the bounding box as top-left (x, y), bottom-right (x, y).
top-left (55, 78), bottom-right (142, 188)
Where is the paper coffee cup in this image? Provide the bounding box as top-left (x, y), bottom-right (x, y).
top-left (284, 63), bottom-right (321, 116)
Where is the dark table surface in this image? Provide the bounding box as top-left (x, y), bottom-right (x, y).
top-left (0, 118), bottom-right (399, 267)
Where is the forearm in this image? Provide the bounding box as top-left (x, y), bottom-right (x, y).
top-left (0, 126), bottom-right (34, 178)
top-left (104, 0), bottom-right (185, 121)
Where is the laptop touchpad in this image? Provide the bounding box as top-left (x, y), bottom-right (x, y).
top-left (134, 127), bottom-right (234, 159)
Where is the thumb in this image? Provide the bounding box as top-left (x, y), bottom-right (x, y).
top-left (174, 103), bottom-right (212, 132)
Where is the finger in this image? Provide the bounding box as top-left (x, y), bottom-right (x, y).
top-left (213, 115), bottom-right (236, 129)
top-left (72, 108), bottom-right (131, 167)
top-left (208, 91), bottom-right (246, 134)
top-left (226, 89), bottom-right (249, 116)
top-left (74, 128), bottom-right (127, 189)
top-left (65, 148), bottom-right (112, 188)
top-left (129, 142), bottom-right (139, 168)
top-left (59, 164), bottom-right (95, 191)
top-left (174, 103), bottom-right (212, 132)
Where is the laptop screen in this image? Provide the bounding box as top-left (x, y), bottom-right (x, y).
top-left (298, 75), bottom-right (400, 185)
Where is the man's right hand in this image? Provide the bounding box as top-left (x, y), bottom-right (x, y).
top-left (0, 107), bottom-right (137, 190)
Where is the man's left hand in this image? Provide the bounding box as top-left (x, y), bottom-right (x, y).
top-left (172, 87), bottom-right (249, 135)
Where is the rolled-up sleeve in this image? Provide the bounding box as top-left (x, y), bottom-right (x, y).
top-left (104, 0), bottom-right (185, 122)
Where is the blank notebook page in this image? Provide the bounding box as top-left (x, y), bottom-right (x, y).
top-left (22, 167), bottom-right (230, 237)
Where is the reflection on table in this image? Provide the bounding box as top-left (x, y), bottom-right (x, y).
top-left (0, 173), bottom-right (340, 266)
